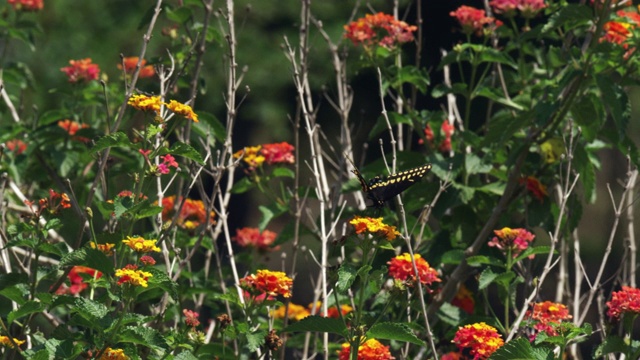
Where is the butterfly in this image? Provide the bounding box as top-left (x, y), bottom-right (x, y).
top-left (350, 162), bottom-right (432, 209)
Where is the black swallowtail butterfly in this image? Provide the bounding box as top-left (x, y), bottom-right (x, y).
top-left (351, 163), bottom-right (432, 208)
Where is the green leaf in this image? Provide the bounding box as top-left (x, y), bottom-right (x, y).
top-left (440, 250), bottom-right (464, 265)
top-left (465, 153), bottom-right (493, 175)
top-left (476, 48), bottom-right (516, 68)
top-left (542, 4), bottom-right (593, 33)
top-left (490, 337), bottom-right (552, 360)
top-left (258, 203), bottom-right (287, 231)
top-left (43, 338), bottom-right (84, 360)
top-left (475, 86), bottom-right (524, 111)
top-left (369, 113), bottom-right (413, 140)
top-left (336, 264), bottom-right (357, 293)
top-left (23, 349), bottom-right (51, 360)
top-left (197, 111), bottom-right (227, 143)
top-left (478, 268), bottom-right (498, 290)
top-left (245, 329), bottom-right (267, 352)
top-left (168, 142), bottom-right (204, 165)
top-left (467, 255), bottom-right (504, 267)
top-left (514, 246), bottom-right (553, 263)
top-left (146, 267), bottom-right (179, 301)
top-left (90, 132), bottom-right (133, 154)
top-left (595, 335), bottom-right (630, 357)
top-left (118, 325), bottom-right (169, 352)
top-left (174, 351), bottom-right (199, 360)
top-left (477, 182), bottom-right (505, 196)
top-left (231, 177), bottom-right (255, 194)
top-left (38, 109), bottom-right (68, 126)
top-left (166, 6), bottom-right (192, 23)
top-left (391, 66), bottom-right (430, 94)
top-left (0, 285), bottom-right (28, 304)
top-left (283, 316), bottom-right (348, 337)
top-left (571, 92), bottom-right (604, 142)
top-left (59, 248), bottom-right (114, 275)
top-left (367, 322), bottom-right (425, 346)
top-left (8, 300), bottom-right (46, 324)
top-left (596, 75), bottom-right (629, 138)
top-left (0, 273), bottom-right (29, 289)
top-left (272, 167), bottom-right (295, 178)
top-left (72, 297), bottom-right (109, 322)
top-left (436, 302), bottom-right (465, 326)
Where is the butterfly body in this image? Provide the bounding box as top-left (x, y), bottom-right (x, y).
top-left (351, 164), bottom-right (432, 208)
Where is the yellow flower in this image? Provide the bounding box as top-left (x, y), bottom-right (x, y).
top-left (91, 242), bottom-right (116, 255)
top-left (98, 347), bottom-right (129, 360)
top-left (0, 336), bottom-right (25, 348)
top-left (122, 236), bottom-right (161, 253)
top-left (128, 94), bottom-right (162, 113)
top-left (233, 145), bottom-right (265, 168)
top-left (115, 266), bottom-right (153, 287)
top-left (165, 99), bottom-right (199, 122)
top-left (272, 303), bottom-right (310, 321)
top-left (349, 216), bottom-right (400, 240)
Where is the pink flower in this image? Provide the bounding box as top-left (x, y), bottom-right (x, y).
top-left (260, 142), bottom-right (295, 165)
top-left (183, 309), bottom-right (200, 328)
top-left (488, 227), bottom-right (535, 258)
top-left (450, 6), bottom-right (498, 36)
top-left (60, 58), bottom-right (100, 83)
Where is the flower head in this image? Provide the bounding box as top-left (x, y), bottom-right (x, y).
top-left (261, 142), bottom-right (295, 165)
top-left (388, 253), bottom-right (441, 287)
top-left (4, 139), bottom-right (27, 155)
top-left (160, 196), bottom-right (216, 230)
top-left (157, 154), bottom-right (179, 175)
top-left (607, 286), bottom-right (640, 320)
top-left (234, 145), bottom-right (265, 169)
top-left (118, 56), bottom-right (155, 78)
top-left (37, 189), bottom-right (72, 214)
top-left (450, 6), bottom-right (497, 36)
top-left (520, 176), bottom-right (548, 202)
top-left (518, 0), bottom-right (546, 18)
top-left (165, 99), bottom-right (199, 122)
top-left (338, 338), bottom-right (395, 360)
top-left (98, 347), bottom-right (129, 360)
top-left (60, 58), bottom-right (100, 83)
top-left (526, 301), bottom-right (572, 338)
top-left (128, 94), bottom-right (162, 113)
top-left (420, 120), bottom-right (455, 153)
top-left (115, 264), bottom-right (153, 287)
top-left (140, 255), bottom-right (156, 266)
top-left (350, 216), bottom-right (400, 241)
top-left (452, 284), bottom-right (475, 314)
top-left (91, 242), bottom-right (116, 256)
top-left (7, 0), bottom-right (43, 11)
top-left (58, 119), bottom-right (90, 143)
top-left (0, 336), bottom-right (26, 349)
top-left (488, 227), bottom-right (535, 258)
top-left (344, 12), bottom-right (417, 51)
top-left (233, 227), bottom-right (278, 250)
top-left (308, 302), bottom-right (353, 318)
top-left (272, 303), bottom-right (311, 321)
top-left (183, 309), bottom-right (200, 328)
top-left (452, 322), bottom-right (504, 360)
top-left (489, 0), bottom-right (519, 17)
top-left (240, 269), bottom-right (293, 298)
top-left (122, 236), bottom-right (161, 253)
top-left (64, 266), bottom-right (102, 295)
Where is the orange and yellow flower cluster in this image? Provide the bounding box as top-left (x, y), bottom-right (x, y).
top-left (234, 142), bottom-right (295, 169)
top-left (387, 253), bottom-right (441, 287)
top-left (452, 322), bottom-right (504, 360)
top-left (344, 12), bottom-right (417, 51)
top-left (58, 119), bottom-right (90, 143)
top-left (0, 336), bottom-right (26, 349)
top-left (350, 216), bottom-right (400, 241)
top-left (98, 347), bottom-right (129, 360)
top-left (160, 195), bottom-right (216, 230)
top-left (119, 56), bottom-right (155, 78)
top-left (233, 227), bottom-right (278, 250)
top-left (240, 269), bottom-right (293, 298)
top-left (115, 264), bottom-right (153, 288)
top-left (122, 236), bottom-right (161, 253)
top-left (338, 338), bottom-right (394, 360)
top-left (601, 10), bottom-right (640, 50)
top-left (272, 301), bottom-right (353, 321)
top-left (128, 94), bottom-right (198, 122)
top-left (607, 286), bottom-right (640, 320)
top-left (526, 301), bottom-right (572, 339)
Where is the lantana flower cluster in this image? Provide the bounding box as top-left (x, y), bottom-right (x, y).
top-left (233, 227), bottom-right (278, 250)
top-left (240, 269), bottom-right (293, 298)
top-left (115, 264), bottom-right (153, 288)
top-left (25, 189), bottom-right (72, 217)
top-left (526, 301), bottom-right (572, 339)
top-left (128, 94), bottom-right (199, 122)
top-left (338, 338), bottom-right (394, 360)
top-left (489, 0), bottom-right (547, 18)
top-left (122, 236), bottom-right (161, 253)
top-left (160, 195), bottom-right (216, 230)
top-left (488, 227), bottom-right (535, 258)
top-left (606, 286), bottom-right (640, 320)
top-left (344, 12), bottom-right (417, 51)
top-left (452, 322), bottom-right (504, 360)
top-left (350, 216), bottom-right (400, 241)
top-left (7, 0), bottom-right (43, 11)
top-left (387, 253), bottom-right (441, 287)
top-left (60, 58), bottom-right (100, 83)
top-left (234, 142), bottom-right (295, 169)
top-left (520, 176), bottom-right (548, 202)
top-left (421, 119), bottom-right (455, 153)
top-left (58, 119), bottom-right (90, 143)
top-left (119, 56), bottom-right (155, 78)
top-left (55, 266), bottom-right (102, 296)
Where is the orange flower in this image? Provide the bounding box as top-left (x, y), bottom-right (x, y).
top-left (488, 227), bottom-right (535, 258)
top-left (233, 227), bottom-right (278, 250)
top-left (98, 347), bottom-right (129, 360)
top-left (60, 58), bottom-right (100, 83)
top-left (4, 139), bottom-right (27, 155)
top-left (0, 336), bottom-right (26, 348)
top-left (387, 253), bottom-right (441, 287)
top-left (526, 301), bottom-right (572, 338)
top-left (308, 302), bottom-right (353, 318)
top-left (165, 99), bottom-right (198, 122)
top-left (452, 322), bottom-right (504, 360)
top-left (128, 94), bottom-right (162, 113)
top-left (43, 189), bottom-right (72, 212)
top-left (606, 286), bottom-right (640, 320)
top-left (115, 264), bottom-right (152, 287)
top-left (118, 56), bottom-right (155, 78)
top-left (272, 303), bottom-right (311, 321)
top-left (56, 266), bottom-right (102, 295)
top-left (58, 119), bottom-right (90, 143)
top-left (601, 21), bottom-right (632, 47)
top-left (7, 0), bottom-right (43, 11)
top-left (122, 236), bottom-right (161, 253)
top-left (338, 338), bottom-right (394, 360)
top-left (240, 269), bottom-right (293, 298)
top-left (261, 142), bottom-right (295, 165)
top-left (91, 242), bottom-right (116, 256)
top-left (160, 195), bottom-right (216, 230)
top-left (234, 145), bottom-right (265, 169)
top-left (420, 120), bottom-right (455, 153)
top-left (519, 176), bottom-right (548, 201)
top-left (450, 6), bottom-right (497, 36)
top-left (451, 284), bottom-right (475, 314)
top-left (344, 12), bottom-right (417, 50)
top-left (350, 216), bottom-right (400, 241)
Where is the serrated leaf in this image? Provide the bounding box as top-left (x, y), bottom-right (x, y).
top-left (174, 351), bottom-right (199, 360)
top-left (542, 4), bottom-right (593, 33)
top-left (284, 316), bottom-right (348, 337)
top-left (245, 329), bottom-right (267, 352)
top-left (436, 302), bottom-right (465, 326)
top-left (146, 267), bottom-right (179, 301)
top-left (367, 322), bottom-right (425, 346)
top-left (118, 325), bottom-right (169, 352)
top-left (336, 264), bottom-right (357, 293)
top-left (8, 300), bottom-right (46, 324)
top-left (90, 132), bottom-right (132, 154)
top-left (72, 297), bottom-right (109, 322)
top-left (23, 349), bottom-right (51, 360)
top-left (0, 286), bottom-right (28, 304)
top-left (168, 142), bottom-right (204, 165)
top-left (465, 153), bottom-right (493, 175)
top-left (0, 273), bottom-right (29, 289)
top-left (478, 268), bottom-right (499, 290)
top-left (59, 248), bottom-right (114, 275)
top-left (490, 337), bottom-right (552, 360)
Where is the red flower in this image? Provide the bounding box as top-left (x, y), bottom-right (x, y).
top-left (58, 119), bottom-right (90, 143)
top-left (451, 284), bottom-right (475, 314)
top-left (488, 227), bottom-right (535, 258)
top-left (233, 227), bottom-right (278, 250)
top-left (518, 0), bottom-right (546, 18)
top-left (338, 338), bottom-right (394, 360)
top-left (140, 255), bottom-right (156, 266)
top-left (420, 120), bottom-right (454, 153)
top-left (606, 286), bottom-right (640, 320)
top-left (520, 176), bottom-right (548, 201)
top-left (60, 58), bottom-right (100, 83)
top-left (118, 56), bottom-right (155, 78)
top-left (160, 195), bottom-right (216, 230)
top-left (387, 253), bottom-right (441, 287)
top-left (526, 301), bottom-right (572, 338)
top-left (308, 302), bottom-right (353, 318)
top-left (344, 12), bottom-right (417, 51)
top-left (4, 139), bottom-right (27, 155)
top-left (260, 142), bottom-right (295, 165)
top-left (489, 0), bottom-right (519, 17)
top-left (452, 322), bottom-right (504, 360)
top-left (7, 0), bottom-right (43, 11)
top-left (240, 269), bottom-right (293, 298)
top-left (57, 266), bottom-right (102, 295)
top-left (450, 6), bottom-right (497, 36)
top-left (601, 21), bottom-right (631, 47)
top-left (183, 309), bottom-right (200, 328)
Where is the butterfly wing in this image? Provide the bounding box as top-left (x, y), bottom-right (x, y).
top-left (367, 164), bottom-right (432, 207)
